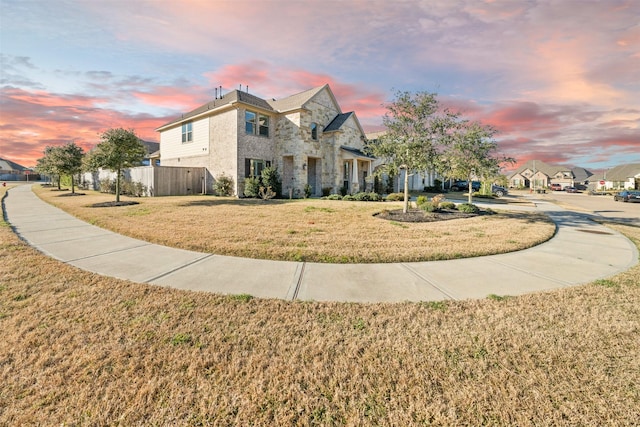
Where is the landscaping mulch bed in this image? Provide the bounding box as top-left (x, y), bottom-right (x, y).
top-left (375, 208), bottom-right (488, 222)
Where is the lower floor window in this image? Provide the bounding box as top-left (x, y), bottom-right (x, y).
top-left (245, 158), bottom-right (271, 178)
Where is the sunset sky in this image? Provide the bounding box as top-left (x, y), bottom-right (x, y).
top-left (1, 0), bottom-right (638, 173)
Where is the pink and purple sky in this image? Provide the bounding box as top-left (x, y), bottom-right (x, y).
top-left (1, 0), bottom-right (638, 172)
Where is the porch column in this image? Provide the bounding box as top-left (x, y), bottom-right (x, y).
top-left (351, 159), bottom-right (359, 192)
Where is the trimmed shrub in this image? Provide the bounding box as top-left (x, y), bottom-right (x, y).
top-left (326, 194), bottom-right (342, 200)
top-left (385, 192), bottom-right (404, 202)
top-left (303, 183), bottom-right (312, 198)
top-left (322, 187), bottom-right (332, 197)
top-left (458, 203), bottom-right (480, 213)
top-left (420, 201), bottom-right (437, 212)
top-left (243, 177), bottom-right (260, 198)
top-left (440, 201), bottom-right (456, 210)
top-left (342, 194), bottom-right (355, 201)
top-left (416, 195), bottom-right (428, 207)
top-left (213, 174), bottom-right (234, 196)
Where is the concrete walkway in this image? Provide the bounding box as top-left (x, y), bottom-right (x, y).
top-left (4, 184), bottom-right (638, 302)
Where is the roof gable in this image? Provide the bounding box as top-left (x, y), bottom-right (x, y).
top-left (268, 84), bottom-right (341, 113)
top-left (605, 163), bottom-right (640, 181)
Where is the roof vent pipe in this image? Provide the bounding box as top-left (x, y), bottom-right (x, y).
top-left (215, 87), bottom-right (218, 99)
top-left (220, 85), bottom-right (222, 98)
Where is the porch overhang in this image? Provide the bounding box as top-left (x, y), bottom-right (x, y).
top-left (340, 145), bottom-right (375, 160)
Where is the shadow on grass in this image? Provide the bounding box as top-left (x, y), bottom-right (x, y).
top-left (178, 198), bottom-right (296, 207)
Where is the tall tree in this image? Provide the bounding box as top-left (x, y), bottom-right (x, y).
top-left (440, 120), bottom-right (515, 203)
top-left (57, 142), bottom-right (84, 194)
top-left (367, 91), bottom-right (458, 213)
top-left (85, 128), bottom-right (146, 202)
top-left (36, 146), bottom-right (63, 189)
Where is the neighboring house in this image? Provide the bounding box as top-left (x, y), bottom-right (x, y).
top-left (596, 163), bottom-right (640, 190)
top-left (364, 131), bottom-right (441, 193)
top-left (0, 157), bottom-right (37, 181)
top-left (156, 84), bottom-right (373, 197)
top-left (508, 160), bottom-right (593, 189)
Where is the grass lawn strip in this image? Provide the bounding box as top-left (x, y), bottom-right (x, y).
top-left (2, 185), bottom-right (640, 425)
top-left (33, 186), bottom-right (555, 263)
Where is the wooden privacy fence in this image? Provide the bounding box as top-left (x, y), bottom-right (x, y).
top-left (81, 166), bottom-right (206, 196)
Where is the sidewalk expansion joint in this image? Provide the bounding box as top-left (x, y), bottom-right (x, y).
top-left (143, 254), bottom-right (215, 283)
top-left (287, 262), bottom-right (306, 301)
top-left (400, 264), bottom-right (457, 300)
top-left (65, 242), bottom-right (154, 263)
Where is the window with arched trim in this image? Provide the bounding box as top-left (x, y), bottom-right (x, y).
top-left (311, 122), bottom-right (318, 140)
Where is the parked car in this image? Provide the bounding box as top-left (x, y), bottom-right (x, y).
top-left (491, 184), bottom-right (508, 197)
top-left (449, 180), bottom-right (481, 192)
top-left (549, 183), bottom-right (562, 191)
top-left (614, 190), bottom-right (640, 202)
top-left (564, 186), bottom-right (578, 193)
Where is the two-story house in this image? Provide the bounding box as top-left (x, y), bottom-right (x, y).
top-left (156, 84), bottom-right (374, 197)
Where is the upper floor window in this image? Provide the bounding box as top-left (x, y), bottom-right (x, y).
top-left (245, 110), bottom-right (269, 137)
top-left (181, 122), bottom-right (193, 143)
top-left (311, 122), bottom-right (318, 140)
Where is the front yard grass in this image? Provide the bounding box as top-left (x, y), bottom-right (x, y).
top-left (33, 186), bottom-right (555, 263)
top-left (2, 185), bottom-right (639, 425)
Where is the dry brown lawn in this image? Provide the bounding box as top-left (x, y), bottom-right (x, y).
top-left (33, 186), bottom-right (554, 263)
top-left (1, 185), bottom-right (639, 425)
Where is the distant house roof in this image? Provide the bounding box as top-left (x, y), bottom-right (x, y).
top-left (605, 163), bottom-right (640, 181)
top-left (571, 166), bottom-right (593, 182)
top-left (509, 160), bottom-right (559, 178)
top-left (324, 112), bottom-right (354, 132)
top-left (0, 158), bottom-right (27, 172)
top-left (140, 140), bottom-right (159, 155)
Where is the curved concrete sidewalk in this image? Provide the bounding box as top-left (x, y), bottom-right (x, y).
top-left (4, 184), bottom-right (638, 302)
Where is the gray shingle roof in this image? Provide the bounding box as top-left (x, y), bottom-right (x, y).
top-left (0, 158), bottom-right (27, 172)
top-left (604, 163), bottom-right (640, 181)
top-left (324, 112), bottom-right (354, 132)
top-left (267, 85), bottom-right (327, 112)
top-left (157, 86), bottom-right (331, 131)
top-left (157, 90), bottom-right (275, 129)
top-left (340, 146), bottom-right (375, 159)
top-left (571, 166), bottom-right (593, 182)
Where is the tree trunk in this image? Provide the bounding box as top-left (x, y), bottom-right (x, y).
top-left (403, 168), bottom-right (410, 213)
top-left (71, 175), bottom-right (75, 194)
top-left (467, 181), bottom-right (473, 204)
top-left (116, 169), bottom-right (121, 203)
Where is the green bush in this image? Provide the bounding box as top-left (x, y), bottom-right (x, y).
top-left (342, 194), bottom-right (355, 201)
top-left (326, 194), bottom-right (342, 200)
top-left (440, 201), bottom-right (456, 210)
top-left (385, 192), bottom-right (404, 202)
top-left (458, 203), bottom-right (480, 213)
top-left (339, 186), bottom-right (348, 196)
top-left (420, 201), bottom-right (437, 212)
top-left (261, 166), bottom-right (282, 198)
top-left (416, 195), bottom-right (428, 207)
top-left (322, 187), bottom-right (332, 197)
top-left (303, 183), bottom-right (312, 198)
top-left (243, 177), bottom-right (260, 198)
top-left (213, 174), bottom-right (234, 196)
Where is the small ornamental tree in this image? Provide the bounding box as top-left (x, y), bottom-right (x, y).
top-left (86, 128), bottom-right (146, 202)
top-left (366, 91), bottom-right (458, 213)
top-left (57, 142), bottom-right (84, 194)
top-left (440, 120), bottom-right (515, 204)
top-left (36, 146), bottom-right (63, 189)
